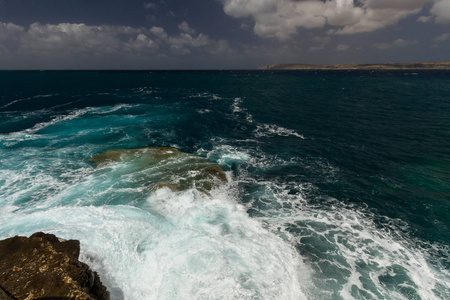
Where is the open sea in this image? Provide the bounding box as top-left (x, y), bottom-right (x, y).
top-left (0, 70), bottom-right (449, 299)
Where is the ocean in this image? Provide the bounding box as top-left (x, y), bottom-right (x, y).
top-left (0, 70), bottom-right (449, 299)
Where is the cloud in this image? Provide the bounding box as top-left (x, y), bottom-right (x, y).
top-left (336, 44), bottom-right (349, 51)
top-left (222, 0), bottom-right (278, 18)
top-left (223, 0), bottom-right (326, 40)
top-left (143, 2), bottom-right (156, 10)
top-left (221, 0), bottom-right (430, 39)
top-left (308, 46), bottom-right (324, 52)
top-left (0, 21), bottom-right (232, 68)
top-left (417, 15), bottom-right (432, 22)
top-left (150, 26), bottom-right (168, 39)
top-left (374, 38), bottom-right (419, 49)
top-left (0, 22), bottom-right (25, 53)
top-left (148, 25), bottom-right (231, 54)
top-left (178, 21), bottom-right (196, 34)
top-left (15, 23), bottom-right (150, 55)
top-left (433, 32), bottom-right (450, 42)
top-left (308, 36), bottom-right (331, 51)
top-left (430, 0), bottom-right (450, 24)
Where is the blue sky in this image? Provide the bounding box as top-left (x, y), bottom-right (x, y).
top-left (0, 0), bottom-right (449, 69)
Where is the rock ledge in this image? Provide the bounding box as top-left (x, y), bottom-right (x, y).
top-left (0, 232), bottom-right (109, 300)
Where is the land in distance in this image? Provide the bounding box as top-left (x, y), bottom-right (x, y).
top-left (258, 61), bottom-right (450, 70)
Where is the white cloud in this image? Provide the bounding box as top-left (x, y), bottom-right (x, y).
top-left (17, 23), bottom-right (148, 55)
top-left (0, 22), bottom-right (25, 52)
top-left (178, 21), bottom-right (196, 34)
top-left (417, 15), bottom-right (432, 22)
top-left (430, 0), bottom-right (450, 24)
top-left (221, 0), bottom-right (430, 39)
top-left (149, 26), bottom-right (222, 52)
top-left (0, 21), bottom-right (232, 68)
top-left (392, 38), bottom-right (419, 47)
top-left (331, 0), bottom-right (429, 35)
top-left (374, 38), bottom-right (419, 49)
top-left (222, 0), bottom-right (277, 18)
top-left (150, 26), bottom-right (168, 39)
top-left (324, 0), bottom-right (364, 27)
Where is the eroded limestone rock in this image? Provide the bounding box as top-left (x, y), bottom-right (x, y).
top-left (0, 232), bottom-right (109, 300)
top-left (90, 147), bottom-right (227, 193)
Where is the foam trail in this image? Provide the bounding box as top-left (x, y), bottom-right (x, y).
top-left (254, 124), bottom-right (305, 139)
top-left (229, 97), bottom-right (304, 139)
top-left (0, 99), bottom-right (25, 109)
top-left (22, 107), bottom-right (93, 134)
top-left (0, 94), bottom-right (56, 110)
top-left (232, 98), bottom-right (244, 113)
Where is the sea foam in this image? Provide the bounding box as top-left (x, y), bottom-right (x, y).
top-left (0, 187), bottom-right (311, 300)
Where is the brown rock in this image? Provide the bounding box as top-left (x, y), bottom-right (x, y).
top-left (91, 147), bottom-right (227, 193)
top-left (0, 233), bottom-right (109, 300)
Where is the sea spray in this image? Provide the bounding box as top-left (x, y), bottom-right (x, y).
top-left (0, 188), bottom-right (311, 299)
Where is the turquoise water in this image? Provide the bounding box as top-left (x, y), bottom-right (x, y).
top-left (0, 70), bottom-right (449, 299)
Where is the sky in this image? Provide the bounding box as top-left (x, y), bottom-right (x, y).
top-left (0, 0), bottom-right (449, 69)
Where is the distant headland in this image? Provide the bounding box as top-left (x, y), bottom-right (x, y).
top-left (258, 61), bottom-right (450, 70)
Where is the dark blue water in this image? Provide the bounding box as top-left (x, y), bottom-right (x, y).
top-left (0, 70), bottom-right (449, 299)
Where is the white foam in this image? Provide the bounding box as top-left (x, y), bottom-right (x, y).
top-left (0, 104), bottom-right (138, 146)
top-left (0, 186), bottom-right (311, 300)
top-left (189, 92), bottom-right (222, 100)
top-left (22, 107), bottom-right (93, 134)
top-left (201, 144), bottom-right (252, 167)
top-left (231, 97), bottom-right (244, 113)
top-left (94, 103), bottom-right (137, 114)
top-left (254, 124), bottom-right (305, 139)
top-left (133, 87), bottom-right (155, 96)
top-left (197, 109), bottom-right (211, 114)
top-left (0, 94), bottom-right (57, 110)
top-left (0, 99), bottom-right (25, 110)
top-left (0, 139), bottom-right (313, 299)
top-left (198, 140), bottom-right (448, 299)
top-left (200, 141), bottom-right (311, 177)
top-left (254, 183), bottom-right (450, 299)
top-left (227, 98), bottom-right (304, 139)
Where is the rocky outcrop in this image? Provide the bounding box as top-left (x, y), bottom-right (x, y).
top-left (0, 232), bottom-right (109, 300)
top-left (90, 147), bottom-right (227, 193)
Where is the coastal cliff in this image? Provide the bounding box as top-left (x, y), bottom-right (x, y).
top-left (258, 61), bottom-right (450, 70)
top-left (0, 232), bottom-right (109, 300)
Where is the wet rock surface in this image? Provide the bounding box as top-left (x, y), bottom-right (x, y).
top-left (0, 232), bottom-right (109, 300)
top-left (90, 147), bottom-right (227, 193)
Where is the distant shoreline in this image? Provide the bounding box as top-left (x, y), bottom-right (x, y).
top-left (258, 61), bottom-right (450, 70)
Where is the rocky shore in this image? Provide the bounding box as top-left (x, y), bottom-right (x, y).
top-left (0, 232), bottom-right (109, 300)
top-left (258, 61), bottom-right (450, 70)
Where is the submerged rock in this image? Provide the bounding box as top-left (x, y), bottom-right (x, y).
top-left (90, 147), bottom-right (227, 193)
top-left (0, 232), bottom-right (109, 300)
